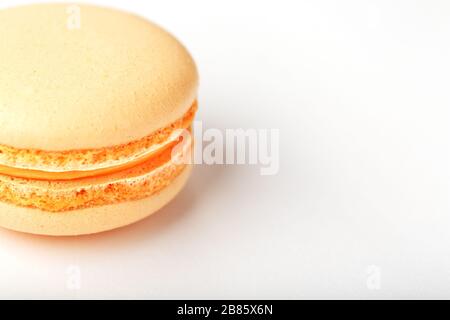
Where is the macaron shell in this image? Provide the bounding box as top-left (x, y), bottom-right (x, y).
top-left (0, 4), bottom-right (198, 150)
top-left (0, 165), bottom-right (192, 236)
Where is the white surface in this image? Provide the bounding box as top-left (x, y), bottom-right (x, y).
top-left (0, 0), bottom-right (449, 299)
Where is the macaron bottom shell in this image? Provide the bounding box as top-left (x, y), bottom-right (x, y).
top-left (0, 165), bottom-right (192, 236)
top-left (0, 133), bottom-right (194, 236)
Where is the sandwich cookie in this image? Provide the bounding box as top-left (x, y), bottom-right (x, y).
top-left (0, 4), bottom-right (198, 235)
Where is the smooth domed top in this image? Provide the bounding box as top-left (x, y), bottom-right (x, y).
top-left (0, 4), bottom-right (198, 150)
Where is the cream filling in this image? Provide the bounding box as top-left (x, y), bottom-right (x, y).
top-left (0, 130), bottom-right (187, 180)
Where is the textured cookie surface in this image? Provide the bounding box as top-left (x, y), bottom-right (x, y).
top-left (0, 3), bottom-right (198, 150)
top-left (0, 138), bottom-right (192, 212)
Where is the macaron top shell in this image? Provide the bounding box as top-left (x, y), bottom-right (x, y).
top-left (0, 3), bottom-right (198, 151)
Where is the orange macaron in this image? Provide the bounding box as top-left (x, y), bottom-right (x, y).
top-left (0, 4), bottom-right (198, 235)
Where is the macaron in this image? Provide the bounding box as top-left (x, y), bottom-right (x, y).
top-left (0, 4), bottom-right (198, 235)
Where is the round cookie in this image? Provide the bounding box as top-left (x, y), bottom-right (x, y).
top-left (0, 4), bottom-right (199, 235)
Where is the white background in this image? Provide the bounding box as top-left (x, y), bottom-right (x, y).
top-left (0, 0), bottom-right (449, 299)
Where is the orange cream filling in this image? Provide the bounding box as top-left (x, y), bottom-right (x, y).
top-left (0, 101), bottom-right (197, 182)
top-left (0, 137), bottom-right (182, 181)
top-left (0, 135), bottom-right (191, 212)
